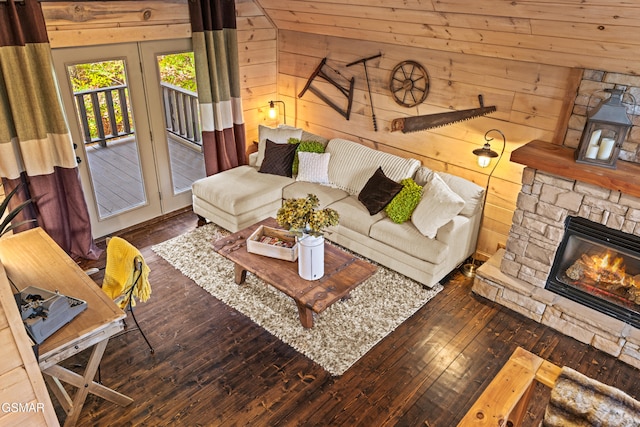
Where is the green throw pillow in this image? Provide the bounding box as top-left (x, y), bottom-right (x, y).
top-left (385, 178), bottom-right (423, 223)
top-left (289, 139), bottom-right (325, 175)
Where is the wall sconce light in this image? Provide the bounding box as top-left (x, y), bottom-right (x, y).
top-left (473, 141), bottom-right (500, 168)
top-left (575, 88), bottom-right (632, 169)
top-left (462, 128), bottom-right (506, 278)
top-left (268, 100), bottom-right (286, 125)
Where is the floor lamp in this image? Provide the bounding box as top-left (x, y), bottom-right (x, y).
top-left (268, 100), bottom-right (286, 125)
top-left (461, 128), bottom-right (506, 278)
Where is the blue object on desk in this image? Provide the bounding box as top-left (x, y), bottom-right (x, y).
top-left (18, 285), bottom-right (87, 344)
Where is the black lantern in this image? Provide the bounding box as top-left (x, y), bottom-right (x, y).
top-left (575, 88), bottom-right (632, 169)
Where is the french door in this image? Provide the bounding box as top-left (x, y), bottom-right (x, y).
top-left (53, 39), bottom-right (205, 238)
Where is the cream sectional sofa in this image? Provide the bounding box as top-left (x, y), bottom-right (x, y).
top-left (192, 130), bottom-right (484, 288)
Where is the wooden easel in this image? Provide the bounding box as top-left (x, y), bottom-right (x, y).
top-left (298, 57), bottom-right (355, 120)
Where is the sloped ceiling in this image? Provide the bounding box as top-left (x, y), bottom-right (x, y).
top-left (256, 0), bottom-right (640, 75)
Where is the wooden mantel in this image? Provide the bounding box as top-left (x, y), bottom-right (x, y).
top-left (510, 140), bottom-right (640, 199)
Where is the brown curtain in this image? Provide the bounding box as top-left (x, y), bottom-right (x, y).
top-left (0, 0), bottom-right (101, 260)
top-left (189, 0), bottom-right (247, 176)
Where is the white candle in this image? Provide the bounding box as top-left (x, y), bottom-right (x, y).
top-left (588, 129), bottom-right (602, 147)
top-left (597, 137), bottom-right (616, 160)
top-left (585, 145), bottom-right (599, 159)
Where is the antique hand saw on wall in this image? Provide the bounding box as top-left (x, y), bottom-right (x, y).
top-left (390, 95), bottom-right (496, 133)
top-left (298, 57), bottom-right (355, 120)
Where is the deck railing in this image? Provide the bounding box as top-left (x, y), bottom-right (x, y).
top-left (73, 82), bottom-right (201, 148)
top-left (161, 82), bottom-right (201, 146)
top-left (74, 85), bottom-right (133, 147)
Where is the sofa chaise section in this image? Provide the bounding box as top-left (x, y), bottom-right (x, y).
top-left (192, 165), bottom-right (293, 232)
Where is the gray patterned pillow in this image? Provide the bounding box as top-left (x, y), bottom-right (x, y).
top-left (258, 139), bottom-right (299, 177)
top-left (257, 125), bottom-right (303, 167)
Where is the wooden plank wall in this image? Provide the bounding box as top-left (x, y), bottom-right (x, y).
top-left (43, 0), bottom-right (192, 46)
top-left (254, 0), bottom-right (640, 259)
top-left (40, 0), bottom-right (640, 259)
top-left (273, 30), bottom-right (574, 259)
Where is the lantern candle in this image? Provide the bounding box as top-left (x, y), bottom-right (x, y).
top-left (585, 145), bottom-right (599, 159)
top-left (597, 138), bottom-right (616, 160)
top-left (588, 129), bottom-right (602, 147)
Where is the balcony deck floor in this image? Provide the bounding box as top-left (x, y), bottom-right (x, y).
top-left (86, 134), bottom-right (205, 217)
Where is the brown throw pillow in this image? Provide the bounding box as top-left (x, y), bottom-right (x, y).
top-left (259, 139), bottom-right (299, 177)
top-left (358, 167), bottom-right (403, 215)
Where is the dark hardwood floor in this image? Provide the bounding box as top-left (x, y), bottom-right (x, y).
top-left (64, 208), bottom-right (640, 426)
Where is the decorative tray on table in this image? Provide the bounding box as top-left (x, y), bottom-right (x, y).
top-left (246, 225), bottom-right (298, 262)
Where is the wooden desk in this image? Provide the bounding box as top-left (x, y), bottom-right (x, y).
top-left (0, 228), bottom-right (132, 426)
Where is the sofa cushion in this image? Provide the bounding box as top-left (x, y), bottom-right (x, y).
top-left (325, 138), bottom-right (420, 195)
top-left (256, 125), bottom-right (303, 167)
top-left (328, 196), bottom-right (385, 236)
top-left (385, 178), bottom-right (422, 223)
top-left (412, 174), bottom-right (465, 238)
top-left (296, 151), bottom-right (330, 184)
top-left (358, 167), bottom-right (403, 215)
top-left (192, 165), bottom-right (293, 215)
top-left (282, 181), bottom-right (349, 208)
top-left (437, 172), bottom-right (484, 217)
top-left (259, 139), bottom-right (299, 177)
top-left (300, 130), bottom-right (330, 147)
top-left (369, 219), bottom-right (448, 265)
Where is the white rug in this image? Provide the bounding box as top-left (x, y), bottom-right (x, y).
top-left (152, 224), bottom-right (443, 376)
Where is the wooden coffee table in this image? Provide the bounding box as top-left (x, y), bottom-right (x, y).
top-left (213, 218), bottom-right (377, 328)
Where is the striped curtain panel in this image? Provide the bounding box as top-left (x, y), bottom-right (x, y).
top-left (0, 0), bottom-right (101, 259)
top-left (189, 0), bottom-right (247, 176)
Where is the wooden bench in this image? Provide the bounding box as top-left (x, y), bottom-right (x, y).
top-left (457, 347), bottom-right (562, 426)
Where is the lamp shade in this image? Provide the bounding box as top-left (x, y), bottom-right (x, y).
top-left (473, 142), bottom-right (499, 168)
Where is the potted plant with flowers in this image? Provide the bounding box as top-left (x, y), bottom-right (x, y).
top-left (276, 194), bottom-right (339, 280)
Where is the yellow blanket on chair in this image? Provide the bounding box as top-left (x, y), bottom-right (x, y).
top-left (102, 236), bottom-right (151, 308)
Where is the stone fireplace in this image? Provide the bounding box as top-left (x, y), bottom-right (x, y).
top-left (473, 140), bottom-right (640, 369)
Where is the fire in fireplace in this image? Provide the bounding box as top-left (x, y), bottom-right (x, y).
top-left (546, 216), bottom-right (640, 328)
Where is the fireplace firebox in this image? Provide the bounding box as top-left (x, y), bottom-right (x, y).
top-left (546, 216), bottom-right (640, 328)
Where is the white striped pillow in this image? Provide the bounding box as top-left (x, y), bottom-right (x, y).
top-left (325, 138), bottom-right (421, 195)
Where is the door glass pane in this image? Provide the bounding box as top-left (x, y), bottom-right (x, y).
top-left (67, 60), bottom-right (147, 219)
top-left (157, 52), bottom-right (205, 194)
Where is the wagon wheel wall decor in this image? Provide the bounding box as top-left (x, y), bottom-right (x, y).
top-left (390, 60), bottom-right (429, 107)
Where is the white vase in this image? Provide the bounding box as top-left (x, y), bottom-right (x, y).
top-left (297, 234), bottom-right (324, 280)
